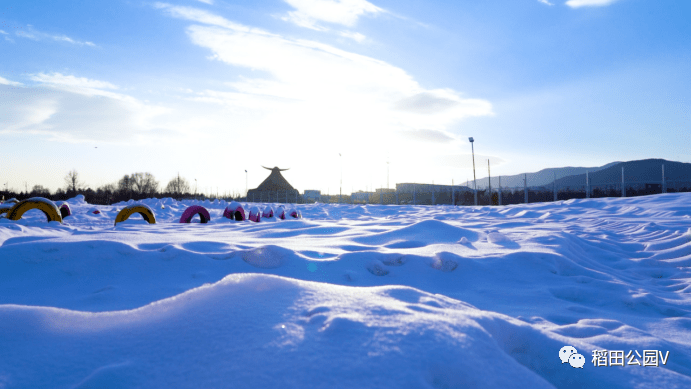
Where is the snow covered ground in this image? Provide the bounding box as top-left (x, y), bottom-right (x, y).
top-left (0, 194), bottom-right (689, 388)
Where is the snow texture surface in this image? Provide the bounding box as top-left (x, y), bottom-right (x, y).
top-left (0, 194), bottom-right (689, 388)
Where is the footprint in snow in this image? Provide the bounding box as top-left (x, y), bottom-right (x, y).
top-left (366, 259), bottom-right (389, 276)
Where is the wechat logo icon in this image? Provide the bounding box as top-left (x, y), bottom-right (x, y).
top-left (560, 346), bottom-right (585, 369)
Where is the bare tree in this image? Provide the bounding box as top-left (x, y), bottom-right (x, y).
top-left (64, 169), bottom-right (83, 193)
top-left (118, 173), bottom-right (159, 197)
top-left (165, 173), bottom-right (190, 197)
top-left (30, 185), bottom-right (50, 196)
top-left (100, 183), bottom-right (116, 193)
top-left (131, 172), bottom-right (159, 196)
top-left (117, 175), bottom-right (134, 196)
top-left (96, 183), bottom-right (116, 204)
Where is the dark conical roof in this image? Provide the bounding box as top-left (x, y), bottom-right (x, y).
top-left (254, 166), bottom-right (295, 191)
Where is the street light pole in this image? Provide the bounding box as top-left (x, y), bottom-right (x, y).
top-left (339, 153), bottom-right (342, 204)
top-left (245, 170), bottom-right (248, 200)
top-left (469, 137), bottom-right (477, 206)
top-left (387, 160), bottom-right (389, 189)
top-left (488, 159), bottom-right (492, 205)
top-left (194, 179), bottom-right (197, 200)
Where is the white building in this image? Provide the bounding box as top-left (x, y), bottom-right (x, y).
top-left (303, 190), bottom-right (321, 203)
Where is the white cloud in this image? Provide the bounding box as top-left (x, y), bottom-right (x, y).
top-left (54, 35), bottom-right (95, 46)
top-left (1, 30), bottom-right (13, 43)
top-left (281, 11), bottom-right (328, 31)
top-left (187, 24), bottom-right (492, 121)
top-left (15, 26), bottom-right (95, 46)
top-left (0, 76), bottom-right (22, 86)
top-left (537, 0), bottom-right (554, 5)
top-left (565, 0), bottom-right (619, 8)
top-left (282, 0), bottom-right (383, 27)
top-left (394, 91), bottom-right (465, 114)
top-left (30, 73), bottom-right (118, 90)
top-left (154, 3), bottom-right (253, 32)
top-left (158, 2), bottom-right (372, 43)
top-left (338, 30), bottom-right (366, 42)
top-left (196, 0), bottom-right (214, 4)
top-left (151, 3), bottom-right (493, 154)
top-left (1, 73), bottom-right (169, 143)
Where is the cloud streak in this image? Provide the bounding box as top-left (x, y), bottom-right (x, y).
top-left (565, 0), bottom-right (619, 8)
top-left (154, 3), bottom-right (254, 32)
top-left (280, 0), bottom-right (381, 42)
top-left (0, 76), bottom-right (22, 86)
top-left (282, 0), bottom-right (382, 28)
top-left (14, 26), bottom-right (95, 46)
top-left (30, 73), bottom-right (118, 90)
top-left (338, 30), bottom-right (366, 42)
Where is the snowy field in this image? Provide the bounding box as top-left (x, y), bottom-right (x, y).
top-left (0, 193), bottom-right (689, 388)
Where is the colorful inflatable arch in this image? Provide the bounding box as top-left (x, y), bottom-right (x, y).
top-left (6, 197), bottom-right (63, 223)
top-left (59, 202), bottom-right (72, 218)
top-left (275, 206), bottom-right (286, 220)
top-left (248, 206), bottom-right (261, 222)
top-left (114, 204), bottom-right (156, 226)
top-left (262, 206), bottom-right (274, 218)
top-left (223, 202), bottom-right (246, 221)
top-left (179, 205), bottom-right (211, 223)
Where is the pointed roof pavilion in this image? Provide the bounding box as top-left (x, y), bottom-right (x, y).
top-left (254, 166), bottom-right (295, 192)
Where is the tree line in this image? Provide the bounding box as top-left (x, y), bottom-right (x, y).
top-left (1, 170), bottom-right (244, 205)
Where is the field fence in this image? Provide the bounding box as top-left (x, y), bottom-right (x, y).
top-left (255, 164), bottom-right (690, 206)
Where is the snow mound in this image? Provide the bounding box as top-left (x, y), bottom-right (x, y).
top-left (239, 245), bottom-right (295, 269)
top-left (488, 231), bottom-right (511, 244)
top-left (354, 219), bottom-right (478, 246)
top-left (0, 274), bottom-right (565, 388)
top-left (430, 252), bottom-right (459, 272)
top-left (67, 194), bottom-right (86, 204)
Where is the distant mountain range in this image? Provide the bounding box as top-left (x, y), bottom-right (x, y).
top-left (467, 159), bottom-right (691, 190)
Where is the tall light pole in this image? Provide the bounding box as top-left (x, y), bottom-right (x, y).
top-left (245, 170), bottom-right (248, 200)
top-left (339, 153), bottom-right (342, 203)
top-left (387, 160), bottom-right (389, 189)
top-left (488, 159), bottom-right (491, 205)
top-left (469, 137), bottom-right (477, 206)
top-left (194, 178), bottom-right (197, 199)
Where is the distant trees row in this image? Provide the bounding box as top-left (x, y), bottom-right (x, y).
top-left (0, 170), bottom-right (243, 205)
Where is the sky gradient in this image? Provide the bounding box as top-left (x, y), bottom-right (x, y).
top-left (1, 0), bottom-right (689, 196)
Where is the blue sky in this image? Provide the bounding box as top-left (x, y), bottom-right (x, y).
top-left (0, 0), bottom-right (689, 196)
